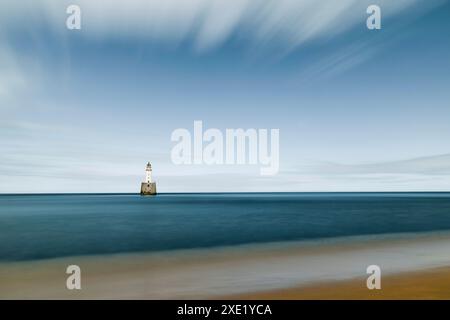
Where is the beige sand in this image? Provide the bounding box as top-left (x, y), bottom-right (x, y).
top-left (2, 233), bottom-right (450, 299)
top-left (226, 267), bottom-right (450, 300)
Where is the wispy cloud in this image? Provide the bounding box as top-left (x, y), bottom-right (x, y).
top-left (1, 0), bottom-right (449, 193)
top-left (310, 154), bottom-right (450, 176)
top-left (2, 0), bottom-right (441, 53)
top-left (0, 48), bottom-right (28, 108)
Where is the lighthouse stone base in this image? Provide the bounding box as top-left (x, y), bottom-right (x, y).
top-left (140, 182), bottom-right (157, 195)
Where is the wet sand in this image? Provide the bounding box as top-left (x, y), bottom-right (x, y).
top-left (228, 267), bottom-right (450, 300)
top-left (2, 233), bottom-right (450, 299)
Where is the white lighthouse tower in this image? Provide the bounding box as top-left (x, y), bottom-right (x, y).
top-left (140, 162), bottom-right (157, 195)
top-left (145, 162), bottom-right (152, 183)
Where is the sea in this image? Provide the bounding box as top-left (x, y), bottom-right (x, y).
top-left (1, 192), bottom-right (450, 262)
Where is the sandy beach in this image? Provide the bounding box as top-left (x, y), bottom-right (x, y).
top-left (229, 267), bottom-right (450, 300)
top-left (2, 232), bottom-right (450, 299)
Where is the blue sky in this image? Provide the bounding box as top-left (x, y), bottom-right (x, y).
top-left (1, 0), bottom-right (450, 193)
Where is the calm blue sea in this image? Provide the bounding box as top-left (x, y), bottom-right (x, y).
top-left (1, 193), bottom-right (450, 262)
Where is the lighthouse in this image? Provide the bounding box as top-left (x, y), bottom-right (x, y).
top-left (145, 162), bottom-right (152, 183)
top-left (140, 162), bottom-right (157, 195)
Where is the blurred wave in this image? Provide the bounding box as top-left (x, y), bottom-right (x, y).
top-left (1, 192), bottom-right (450, 261)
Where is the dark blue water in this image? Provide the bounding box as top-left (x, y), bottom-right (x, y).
top-left (1, 193), bottom-right (450, 261)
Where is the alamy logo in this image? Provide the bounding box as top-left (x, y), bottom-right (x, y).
top-left (66, 5), bottom-right (81, 30)
top-left (171, 121), bottom-right (280, 175)
top-left (367, 5), bottom-right (382, 30)
top-left (366, 265), bottom-right (381, 290)
top-left (66, 265), bottom-right (81, 290)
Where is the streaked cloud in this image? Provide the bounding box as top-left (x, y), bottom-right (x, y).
top-left (1, 1), bottom-right (449, 193)
top-left (310, 154), bottom-right (450, 176)
top-left (0, 48), bottom-right (28, 108)
top-left (1, 0), bottom-right (442, 53)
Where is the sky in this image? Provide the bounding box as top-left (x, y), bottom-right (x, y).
top-left (1, 0), bottom-right (450, 193)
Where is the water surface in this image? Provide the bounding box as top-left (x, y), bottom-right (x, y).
top-left (1, 192), bottom-right (450, 261)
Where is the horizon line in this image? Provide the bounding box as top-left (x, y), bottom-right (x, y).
top-left (1, 191), bottom-right (450, 196)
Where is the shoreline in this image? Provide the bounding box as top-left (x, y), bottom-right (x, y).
top-left (2, 232), bottom-right (450, 299)
top-left (226, 267), bottom-right (450, 299)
